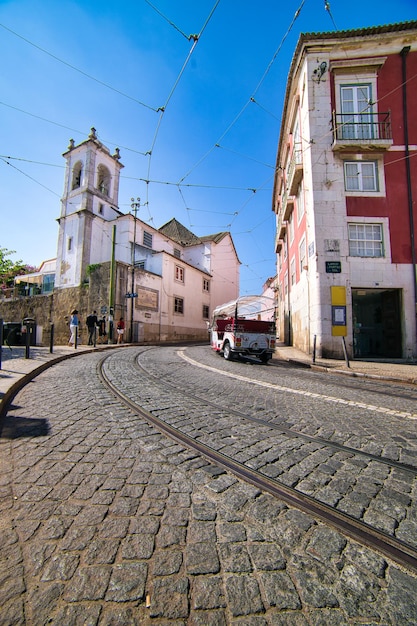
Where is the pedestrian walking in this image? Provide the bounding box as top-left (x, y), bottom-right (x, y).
top-left (116, 317), bottom-right (125, 344)
top-left (86, 310), bottom-right (98, 345)
top-left (98, 316), bottom-right (107, 344)
top-left (68, 309), bottom-right (79, 346)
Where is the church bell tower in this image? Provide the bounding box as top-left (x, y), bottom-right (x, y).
top-left (55, 128), bottom-right (124, 288)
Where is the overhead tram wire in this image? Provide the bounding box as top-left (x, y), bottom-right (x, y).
top-left (215, 144), bottom-right (275, 169)
top-left (144, 0), bottom-right (194, 41)
top-left (0, 23), bottom-right (158, 113)
top-left (324, 0), bottom-right (338, 30)
top-left (178, 0), bottom-right (306, 186)
top-left (0, 157), bottom-right (61, 197)
top-left (142, 0), bottom-right (221, 218)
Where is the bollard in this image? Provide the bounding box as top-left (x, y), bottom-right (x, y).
top-left (341, 336), bottom-right (350, 368)
top-left (50, 323), bottom-right (54, 354)
top-left (25, 325), bottom-right (30, 359)
top-left (75, 326), bottom-right (78, 349)
top-left (0, 318), bottom-right (3, 370)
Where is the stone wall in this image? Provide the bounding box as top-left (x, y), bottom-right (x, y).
top-left (0, 261), bottom-right (209, 346)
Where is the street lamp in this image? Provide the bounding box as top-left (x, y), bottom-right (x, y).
top-left (130, 197), bottom-right (140, 342)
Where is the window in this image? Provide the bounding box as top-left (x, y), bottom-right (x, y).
top-left (174, 297), bottom-right (184, 314)
top-left (348, 223), bottom-right (383, 257)
top-left (143, 231), bottom-right (153, 248)
top-left (340, 84), bottom-right (373, 139)
top-left (344, 161), bottom-right (378, 192)
top-left (67, 236), bottom-right (73, 251)
top-left (72, 161), bottom-right (82, 190)
top-left (290, 258), bottom-right (296, 286)
top-left (299, 237), bottom-right (306, 273)
top-left (98, 203), bottom-right (104, 215)
top-left (203, 305), bottom-right (209, 319)
top-left (175, 265), bottom-right (184, 282)
top-left (174, 248), bottom-right (181, 259)
top-left (288, 214), bottom-right (294, 244)
top-left (97, 164), bottom-right (111, 195)
top-left (203, 278), bottom-right (210, 292)
top-left (296, 181), bottom-right (305, 223)
top-left (136, 260), bottom-right (145, 270)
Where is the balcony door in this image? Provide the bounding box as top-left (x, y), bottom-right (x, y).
top-left (340, 84), bottom-right (373, 140)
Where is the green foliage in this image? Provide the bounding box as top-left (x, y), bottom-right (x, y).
top-left (0, 246), bottom-right (37, 289)
top-left (86, 263), bottom-right (101, 275)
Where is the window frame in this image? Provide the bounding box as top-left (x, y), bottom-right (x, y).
top-left (348, 222), bottom-right (384, 258)
top-left (203, 278), bottom-right (210, 292)
top-left (340, 83), bottom-right (373, 140)
top-left (175, 265), bottom-right (185, 283)
top-left (344, 160), bottom-right (379, 193)
top-left (174, 296), bottom-right (184, 315)
top-left (299, 237), bottom-right (306, 273)
top-left (290, 257), bottom-right (296, 286)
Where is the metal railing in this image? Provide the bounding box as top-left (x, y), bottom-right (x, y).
top-left (332, 111), bottom-right (392, 142)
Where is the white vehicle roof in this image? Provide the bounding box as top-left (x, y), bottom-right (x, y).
top-left (212, 295), bottom-right (275, 320)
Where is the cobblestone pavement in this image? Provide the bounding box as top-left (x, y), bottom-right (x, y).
top-left (1, 345), bottom-right (417, 624)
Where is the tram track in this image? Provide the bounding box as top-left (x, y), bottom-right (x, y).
top-left (98, 348), bottom-right (417, 575)
top-left (136, 351), bottom-right (417, 477)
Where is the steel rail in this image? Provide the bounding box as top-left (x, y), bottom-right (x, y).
top-left (99, 353), bottom-right (417, 574)
top-left (135, 351), bottom-right (417, 477)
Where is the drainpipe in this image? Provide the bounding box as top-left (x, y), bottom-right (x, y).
top-left (400, 46), bottom-right (417, 351)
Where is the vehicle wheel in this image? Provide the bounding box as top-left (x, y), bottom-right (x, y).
top-left (223, 342), bottom-right (233, 360)
top-left (260, 354), bottom-right (269, 364)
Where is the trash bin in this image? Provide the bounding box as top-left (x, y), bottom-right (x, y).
top-left (22, 318), bottom-right (37, 346)
top-left (3, 322), bottom-right (22, 345)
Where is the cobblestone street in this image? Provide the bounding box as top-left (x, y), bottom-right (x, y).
top-left (1, 345), bottom-right (417, 624)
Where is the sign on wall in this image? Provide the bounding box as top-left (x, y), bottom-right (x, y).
top-left (331, 286), bottom-right (347, 337)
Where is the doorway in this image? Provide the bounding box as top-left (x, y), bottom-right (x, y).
top-left (352, 288), bottom-right (402, 358)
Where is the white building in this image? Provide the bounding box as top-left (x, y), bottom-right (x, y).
top-left (273, 21), bottom-right (417, 359)
top-left (19, 128), bottom-right (240, 343)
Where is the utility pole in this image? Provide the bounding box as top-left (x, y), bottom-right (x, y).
top-left (129, 197), bottom-right (140, 342)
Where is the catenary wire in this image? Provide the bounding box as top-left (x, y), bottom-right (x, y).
top-left (0, 23), bottom-right (159, 112)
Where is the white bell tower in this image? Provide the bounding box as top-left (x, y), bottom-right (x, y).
top-left (55, 128), bottom-right (124, 288)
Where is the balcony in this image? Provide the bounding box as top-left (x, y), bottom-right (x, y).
top-left (287, 143), bottom-right (303, 195)
top-left (275, 232), bottom-right (283, 253)
top-left (277, 213), bottom-right (286, 242)
top-left (332, 111), bottom-right (393, 151)
top-left (281, 191), bottom-right (295, 221)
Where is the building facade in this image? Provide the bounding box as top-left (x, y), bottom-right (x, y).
top-left (273, 21), bottom-right (417, 359)
top-left (2, 130), bottom-right (240, 344)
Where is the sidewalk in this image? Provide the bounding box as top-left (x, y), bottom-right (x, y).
top-left (274, 342), bottom-right (417, 384)
top-left (1, 342), bottom-right (416, 416)
top-left (0, 343), bottom-right (113, 417)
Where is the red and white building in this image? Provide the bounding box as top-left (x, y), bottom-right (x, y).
top-left (273, 21), bottom-right (417, 359)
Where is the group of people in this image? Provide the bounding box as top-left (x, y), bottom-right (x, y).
top-left (68, 309), bottom-right (125, 346)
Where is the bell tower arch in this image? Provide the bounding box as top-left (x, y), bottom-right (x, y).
top-left (55, 128), bottom-right (124, 288)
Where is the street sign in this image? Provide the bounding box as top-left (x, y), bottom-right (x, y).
top-left (326, 261), bottom-right (341, 273)
top-left (125, 293), bottom-right (138, 298)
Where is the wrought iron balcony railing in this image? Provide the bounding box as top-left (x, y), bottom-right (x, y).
top-left (332, 111), bottom-right (392, 150)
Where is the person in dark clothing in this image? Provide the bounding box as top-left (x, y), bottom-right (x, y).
top-left (97, 316), bottom-right (107, 344)
top-left (86, 310), bottom-right (98, 345)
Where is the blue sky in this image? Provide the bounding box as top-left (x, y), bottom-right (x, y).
top-left (1, 0), bottom-right (415, 295)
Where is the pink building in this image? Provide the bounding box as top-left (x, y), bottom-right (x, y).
top-left (273, 21), bottom-right (417, 359)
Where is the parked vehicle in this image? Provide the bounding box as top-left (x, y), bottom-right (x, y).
top-left (209, 296), bottom-right (276, 363)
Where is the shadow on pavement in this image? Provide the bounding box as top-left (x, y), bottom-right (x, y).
top-left (0, 414), bottom-right (50, 439)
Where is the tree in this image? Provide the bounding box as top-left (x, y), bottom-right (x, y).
top-left (0, 247), bottom-right (38, 292)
